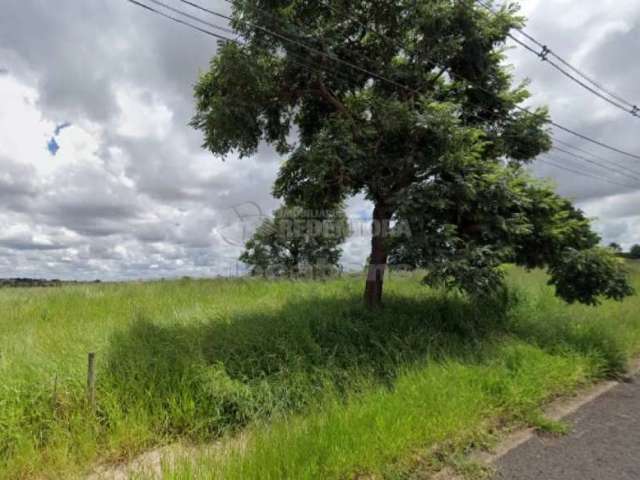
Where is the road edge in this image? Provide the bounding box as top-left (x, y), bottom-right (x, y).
top-left (434, 357), bottom-right (640, 479)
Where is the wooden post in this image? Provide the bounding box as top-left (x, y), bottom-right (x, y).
top-left (87, 352), bottom-right (96, 410)
top-left (51, 373), bottom-right (58, 410)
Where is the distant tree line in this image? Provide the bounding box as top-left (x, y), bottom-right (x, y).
top-left (0, 278), bottom-right (101, 288)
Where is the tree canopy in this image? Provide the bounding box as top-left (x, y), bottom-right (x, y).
top-left (239, 204), bottom-right (349, 277)
top-left (389, 161), bottom-right (632, 304)
top-left (192, 0), bottom-right (632, 307)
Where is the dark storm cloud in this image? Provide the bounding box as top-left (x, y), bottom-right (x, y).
top-left (34, 166), bottom-right (147, 238)
top-left (106, 133), bottom-right (280, 216)
top-left (0, 233), bottom-right (66, 251)
top-left (108, 135), bottom-right (214, 203)
top-left (1, 2), bottom-right (117, 122)
top-left (0, 157), bottom-right (38, 212)
top-left (0, 0), bottom-right (226, 124)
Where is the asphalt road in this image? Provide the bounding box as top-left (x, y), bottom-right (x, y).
top-left (494, 376), bottom-right (640, 479)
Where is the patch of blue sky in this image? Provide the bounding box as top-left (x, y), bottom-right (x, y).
top-left (46, 122), bottom-right (71, 155)
top-left (47, 137), bottom-right (60, 156)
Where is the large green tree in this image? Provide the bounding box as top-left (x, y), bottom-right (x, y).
top-left (240, 204), bottom-right (349, 277)
top-left (192, 0), bottom-right (631, 307)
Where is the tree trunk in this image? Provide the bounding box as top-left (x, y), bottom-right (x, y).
top-left (364, 202), bottom-right (391, 309)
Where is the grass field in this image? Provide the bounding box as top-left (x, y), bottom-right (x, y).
top-left (1, 263), bottom-right (639, 479)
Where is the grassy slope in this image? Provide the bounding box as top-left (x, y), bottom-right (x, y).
top-left (1, 263), bottom-right (639, 478)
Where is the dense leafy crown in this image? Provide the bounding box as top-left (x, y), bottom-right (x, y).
top-left (192, 0), bottom-right (550, 204)
top-left (389, 161), bottom-right (633, 304)
top-left (240, 204), bottom-right (349, 276)
top-left (193, 0), bottom-right (633, 305)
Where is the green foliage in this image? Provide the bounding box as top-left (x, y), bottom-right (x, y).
top-left (630, 244), bottom-right (640, 259)
top-left (164, 343), bottom-right (597, 480)
top-left (528, 414), bottom-right (570, 436)
top-left (239, 204), bottom-right (349, 276)
top-left (548, 247), bottom-right (634, 306)
top-left (191, 42), bottom-right (292, 156)
top-left (390, 160), bottom-right (631, 305)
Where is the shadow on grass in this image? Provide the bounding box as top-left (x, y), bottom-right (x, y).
top-left (102, 290), bottom-right (512, 438)
top-left (102, 284), bottom-right (630, 440)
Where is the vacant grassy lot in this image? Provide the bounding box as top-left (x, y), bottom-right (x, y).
top-left (1, 263), bottom-right (639, 479)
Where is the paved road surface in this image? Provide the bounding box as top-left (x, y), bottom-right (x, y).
top-left (494, 376), bottom-right (640, 479)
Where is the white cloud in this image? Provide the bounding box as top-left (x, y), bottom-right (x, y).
top-left (0, 0), bottom-right (639, 279)
top-left (115, 86), bottom-right (173, 139)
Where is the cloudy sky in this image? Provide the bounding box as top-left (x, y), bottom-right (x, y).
top-left (0, 0), bottom-right (638, 280)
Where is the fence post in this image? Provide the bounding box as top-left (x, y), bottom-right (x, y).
top-left (51, 373), bottom-right (58, 410)
top-left (87, 352), bottom-right (96, 411)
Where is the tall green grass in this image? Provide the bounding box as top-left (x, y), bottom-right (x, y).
top-left (165, 343), bottom-right (596, 480)
top-left (0, 263), bottom-right (639, 478)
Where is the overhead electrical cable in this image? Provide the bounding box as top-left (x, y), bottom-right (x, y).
top-left (475, 0), bottom-right (639, 118)
top-left (539, 157), bottom-right (638, 189)
top-left (552, 138), bottom-right (640, 176)
top-left (550, 146), bottom-right (640, 183)
top-left (211, 0), bottom-right (640, 159)
top-left (124, 0), bottom-right (357, 87)
top-left (176, 0), bottom-right (418, 94)
top-left (125, 0), bottom-right (235, 43)
top-left (126, 0), bottom-right (640, 170)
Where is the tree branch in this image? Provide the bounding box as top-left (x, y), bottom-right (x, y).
top-left (314, 79), bottom-right (349, 116)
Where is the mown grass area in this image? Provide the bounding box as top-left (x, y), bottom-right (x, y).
top-left (1, 262), bottom-right (639, 479)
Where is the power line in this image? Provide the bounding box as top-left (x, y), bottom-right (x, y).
top-left (212, 0), bottom-right (640, 160)
top-left (551, 145), bottom-right (640, 182)
top-left (319, 1), bottom-right (640, 168)
top-left (182, 0), bottom-right (388, 87)
top-left (128, 0), bottom-right (640, 166)
top-left (144, 0), bottom-right (237, 37)
top-left (551, 146), bottom-right (640, 182)
top-left (124, 0), bottom-right (357, 88)
top-left (507, 33), bottom-right (632, 115)
top-left (549, 121), bottom-right (640, 161)
top-left (475, 0), bottom-right (639, 118)
top-left (546, 51), bottom-right (637, 111)
top-left (538, 157), bottom-right (638, 189)
top-left (552, 137), bottom-right (640, 176)
top-left (125, 0), bottom-right (235, 43)
top-left (128, 0), bottom-right (639, 190)
top-left (512, 16), bottom-right (637, 110)
top-left (176, 0), bottom-right (418, 94)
